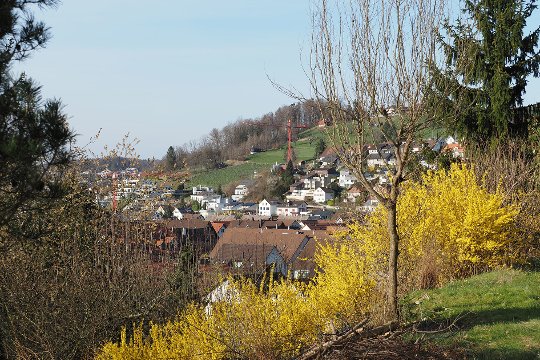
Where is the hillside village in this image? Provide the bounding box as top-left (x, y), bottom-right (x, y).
top-left (89, 134), bottom-right (463, 218)
top-left (81, 133), bottom-right (465, 282)
top-left (4, 0), bottom-right (540, 358)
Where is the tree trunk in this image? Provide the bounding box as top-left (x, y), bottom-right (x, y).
top-left (387, 201), bottom-right (399, 320)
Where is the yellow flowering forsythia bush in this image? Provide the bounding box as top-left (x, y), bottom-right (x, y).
top-left (353, 164), bottom-right (519, 291)
top-left (98, 254), bottom-right (376, 359)
top-left (99, 277), bottom-right (315, 359)
top-left (308, 236), bottom-right (378, 327)
top-left (97, 164), bottom-right (519, 359)
top-left (403, 163), bottom-right (518, 283)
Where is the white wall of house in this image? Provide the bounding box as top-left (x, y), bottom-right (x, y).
top-left (339, 169), bottom-right (357, 189)
top-left (276, 203), bottom-right (306, 217)
top-left (285, 189), bottom-right (313, 201)
top-left (361, 198), bottom-right (380, 212)
top-left (172, 207), bottom-right (182, 219)
top-left (191, 193), bottom-right (222, 207)
top-left (346, 190), bottom-right (363, 203)
top-left (266, 248), bottom-right (287, 275)
top-left (258, 199), bottom-right (278, 216)
top-left (231, 194), bottom-right (243, 201)
top-left (303, 176), bottom-right (322, 190)
top-left (313, 188), bottom-right (334, 203)
top-left (192, 186), bottom-right (213, 195)
top-left (232, 184), bottom-right (249, 201)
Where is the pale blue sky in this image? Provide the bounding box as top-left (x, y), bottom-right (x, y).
top-left (15, 1), bottom-right (314, 158)
top-left (14, 1), bottom-right (540, 158)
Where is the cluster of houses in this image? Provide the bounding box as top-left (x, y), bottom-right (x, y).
top-left (83, 168), bottom-right (189, 213)
top-left (152, 136), bottom-right (465, 221)
top-left (99, 135), bottom-right (466, 290)
top-left (142, 214), bottom-right (344, 280)
top-left (82, 134), bottom-right (464, 225)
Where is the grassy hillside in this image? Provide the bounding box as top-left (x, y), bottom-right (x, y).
top-left (187, 162), bottom-right (265, 189)
top-left (184, 121), bottom-right (445, 188)
top-left (186, 128), bottom-right (326, 188)
top-left (402, 269), bottom-right (540, 359)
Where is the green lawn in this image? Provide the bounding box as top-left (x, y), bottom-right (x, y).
top-left (247, 140), bottom-right (318, 165)
top-left (402, 269), bottom-right (540, 359)
top-left (297, 126), bottom-right (328, 141)
top-left (186, 133), bottom-right (321, 188)
top-left (186, 162), bottom-right (266, 188)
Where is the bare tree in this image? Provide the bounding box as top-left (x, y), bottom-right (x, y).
top-left (307, 0), bottom-right (449, 319)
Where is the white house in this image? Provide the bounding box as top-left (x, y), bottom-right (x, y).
top-left (258, 199), bottom-right (281, 216)
top-left (221, 203), bottom-right (242, 213)
top-left (237, 202), bottom-right (258, 213)
top-left (366, 153), bottom-right (396, 168)
top-left (206, 196), bottom-right (224, 212)
top-left (192, 193), bottom-right (222, 208)
top-left (346, 185), bottom-right (364, 203)
top-left (285, 188), bottom-right (313, 202)
top-left (192, 185), bottom-right (213, 195)
top-left (411, 142), bottom-right (424, 153)
top-left (366, 144), bottom-right (379, 154)
top-left (360, 198), bottom-right (380, 212)
top-left (313, 187), bottom-right (334, 204)
top-left (232, 184), bottom-right (249, 201)
top-left (276, 202), bottom-right (308, 217)
top-left (338, 168), bottom-right (357, 189)
top-left (172, 207), bottom-right (182, 219)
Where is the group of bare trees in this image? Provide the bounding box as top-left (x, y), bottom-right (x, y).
top-left (165, 100), bottom-right (327, 169)
top-left (0, 165), bottom-right (199, 359)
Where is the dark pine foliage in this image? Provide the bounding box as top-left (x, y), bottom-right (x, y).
top-left (432, 0), bottom-right (540, 146)
top-left (0, 0), bottom-right (75, 239)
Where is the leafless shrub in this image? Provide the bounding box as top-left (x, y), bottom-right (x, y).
top-left (0, 140), bottom-right (201, 359)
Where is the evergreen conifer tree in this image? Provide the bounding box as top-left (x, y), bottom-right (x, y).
top-left (0, 1), bottom-right (74, 234)
top-left (272, 160), bottom-right (295, 199)
top-left (433, 0), bottom-right (540, 145)
top-left (165, 146), bottom-right (177, 170)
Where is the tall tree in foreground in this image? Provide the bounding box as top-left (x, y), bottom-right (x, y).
top-left (433, 0), bottom-right (540, 145)
top-left (308, 0), bottom-right (450, 319)
top-left (0, 0), bottom-right (74, 241)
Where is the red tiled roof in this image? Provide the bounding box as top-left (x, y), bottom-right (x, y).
top-left (319, 147), bottom-right (337, 158)
top-left (211, 222), bottom-right (226, 233)
top-left (227, 220), bottom-right (262, 229)
top-left (165, 219), bottom-right (210, 229)
top-left (210, 228), bottom-right (309, 262)
top-left (443, 143), bottom-right (464, 152)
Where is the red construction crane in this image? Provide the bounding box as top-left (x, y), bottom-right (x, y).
top-left (259, 118), bottom-right (309, 163)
